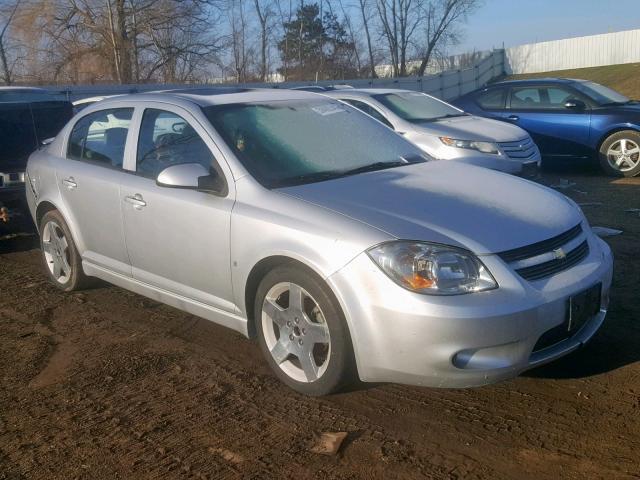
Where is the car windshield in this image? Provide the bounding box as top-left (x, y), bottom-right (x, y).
top-left (203, 99), bottom-right (427, 188)
top-left (572, 81), bottom-right (630, 105)
top-left (371, 92), bottom-right (467, 123)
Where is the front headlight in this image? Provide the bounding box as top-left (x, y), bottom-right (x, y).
top-left (439, 137), bottom-right (500, 155)
top-left (367, 241), bottom-right (497, 295)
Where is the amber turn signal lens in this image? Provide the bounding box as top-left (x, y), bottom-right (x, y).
top-left (406, 274), bottom-right (435, 290)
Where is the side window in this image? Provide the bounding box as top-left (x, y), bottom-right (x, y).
top-left (136, 109), bottom-right (214, 179)
top-left (476, 88), bottom-right (506, 109)
top-left (67, 108), bottom-right (133, 168)
top-left (510, 88), bottom-right (542, 108)
top-left (344, 99), bottom-right (394, 129)
top-left (546, 87), bottom-right (579, 108)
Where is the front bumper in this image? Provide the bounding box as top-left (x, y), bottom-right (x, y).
top-left (437, 144), bottom-right (542, 176)
top-left (448, 151), bottom-right (541, 175)
top-left (328, 234), bottom-right (613, 388)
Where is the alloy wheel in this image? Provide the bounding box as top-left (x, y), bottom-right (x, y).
top-left (607, 138), bottom-right (640, 172)
top-left (261, 282), bottom-right (331, 383)
top-left (42, 220), bottom-right (72, 284)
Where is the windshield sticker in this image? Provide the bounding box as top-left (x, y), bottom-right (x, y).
top-left (311, 103), bottom-right (348, 116)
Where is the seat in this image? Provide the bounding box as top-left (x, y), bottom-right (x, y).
top-left (103, 127), bottom-right (128, 167)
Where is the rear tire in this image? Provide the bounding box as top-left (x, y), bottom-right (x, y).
top-left (598, 130), bottom-right (640, 177)
top-left (39, 210), bottom-right (93, 291)
top-left (255, 265), bottom-right (355, 396)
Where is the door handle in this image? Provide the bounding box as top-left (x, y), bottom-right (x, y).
top-left (507, 115), bottom-right (520, 121)
top-left (62, 177), bottom-right (77, 190)
top-left (124, 194), bottom-right (147, 210)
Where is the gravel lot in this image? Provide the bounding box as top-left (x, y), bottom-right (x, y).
top-left (1, 171), bottom-right (639, 480)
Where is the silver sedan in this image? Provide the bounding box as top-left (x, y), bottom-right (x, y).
top-left (324, 88), bottom-right (541, 175)
top-left (25, 88), bottom-right (613, 395)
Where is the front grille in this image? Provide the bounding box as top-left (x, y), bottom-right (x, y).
top-left (498, 224), bottom-right (583, 263)
top-left (515, 240), bottom-right (590, 281)
top-left (498, 224), bottom-right (589, 282)
top-left (499, 137), bottom-right (537, 159)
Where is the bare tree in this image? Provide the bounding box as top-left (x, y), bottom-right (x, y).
top-left (356, 0), bottom-right (377, 78)
top-left (376, 0), bottom-right (422, 77)
top-left (1, 0), bottom-right (482, 85)
top-left (0, 0), bottom-right (22, 85)
top-left (254, 0), bottom-right (274, 81)
top-left (228, 0), bottom-right (252, 82)
top-left (274, 0), bottom-right (293, 81)
top-left (335, 0), bottom-right (361, 75)
top-left (9, 0), bottom-right (225, 84)
top-left (416, 0), bottom-right (479, 76)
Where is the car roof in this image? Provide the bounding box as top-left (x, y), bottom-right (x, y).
top-left (488, 78), bottom-right (588, 87)
top-left (0, 86), bottom-right (49, 93)
top-left (94, 87), bottom-right (325, 109)
top-left (291, 84), bottom-right (354, 91)
top-left (324, 88), bottom-right (419, 98)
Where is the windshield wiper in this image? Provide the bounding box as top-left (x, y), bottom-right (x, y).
top-left (436, 113), bottom-right (468, 119)
top-left (337, 157), bottom-right (424, 178)
top-left (276, 157), bottom-right (424, 187)
top-left (412, 113), bottom-right (468, 122)
top-left (278, 170), bottom-right (345, 187)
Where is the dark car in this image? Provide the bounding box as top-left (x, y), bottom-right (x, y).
top-left (0, 87), bottom-right (73, 221)
top-left (453, 78), bottom-right (640, 177)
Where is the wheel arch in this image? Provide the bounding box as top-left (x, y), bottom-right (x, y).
top-left (35, 200), bottom-right (61, 232)
top-left (595, 125), bottom-right (640, 152)
top-left (244, 255), bottom-right (344, 340)
top-left (35, 199), bottom-right (85, 254)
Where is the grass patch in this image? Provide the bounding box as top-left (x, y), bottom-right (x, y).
top-left (506, 63), bottom-right (640, 99)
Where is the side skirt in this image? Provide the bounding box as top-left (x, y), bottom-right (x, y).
top-left (82, 261), bottom-right (249, 337)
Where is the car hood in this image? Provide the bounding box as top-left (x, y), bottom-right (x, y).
top-left (412, 115), bottom-right (528, 143)
top-left (278, 162), bottom-right (582, 254)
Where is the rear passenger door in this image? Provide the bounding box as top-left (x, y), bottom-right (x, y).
top-left (56, 108), bottom-right (134, 276)
top-left (120, 104), bottom-right (237, 312)
top-left (504, 86), bottom-right (592, 159)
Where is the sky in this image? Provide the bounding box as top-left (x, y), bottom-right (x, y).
top-left (453, 0), bottom-right (640, 54)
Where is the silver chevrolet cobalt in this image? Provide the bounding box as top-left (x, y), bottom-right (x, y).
top-left (25, 88), bottom-right (613, 395)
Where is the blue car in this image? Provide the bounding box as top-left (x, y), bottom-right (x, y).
top-left (453, 78), bottom-right (640, 177)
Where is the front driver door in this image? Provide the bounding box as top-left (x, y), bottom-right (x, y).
top-left (503, 85), bottom-right (592, 160)
top-left (120, 105), bottom-right (236, 312)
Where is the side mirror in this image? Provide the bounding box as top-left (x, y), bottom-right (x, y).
top-left (564, 99), bottom-right (586, 110)
top-left (156, 163), bottom-right (227, 196)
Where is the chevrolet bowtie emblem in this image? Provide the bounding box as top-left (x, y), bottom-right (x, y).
top-left (553, 247), bottom-right (567, 260)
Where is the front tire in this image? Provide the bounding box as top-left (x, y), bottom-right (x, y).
top-left (255, 265), bottom-right (355, 396)
top-left (39, 210), bottom-right (92, 291)
top-left (598, 130), bottom-right (640, 177)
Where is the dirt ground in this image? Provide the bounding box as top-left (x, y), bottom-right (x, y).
top-left (1, 171), bottom-right (639, 480)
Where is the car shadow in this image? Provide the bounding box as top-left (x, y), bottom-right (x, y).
top-left (524, 303), bottom-right (640, 380)
top-left (0, 232), bottom-right (39, 254)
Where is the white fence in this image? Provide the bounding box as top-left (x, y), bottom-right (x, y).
top-left (47, 50), bottom-right (505, 103)
top-left (505, 28), bottom-right (640, 74)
